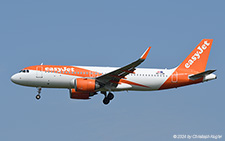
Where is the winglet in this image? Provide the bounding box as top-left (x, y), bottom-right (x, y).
top-left (140, 47), bottom-right (151, 60)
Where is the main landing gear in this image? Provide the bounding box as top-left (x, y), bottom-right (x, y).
top-left (36, 87), bottom-right (41, 100)
top-left (102, 92), bottom-right (114, 105)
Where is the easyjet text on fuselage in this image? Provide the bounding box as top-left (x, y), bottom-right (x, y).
top-left (45, 67), bottom-right (75, 72)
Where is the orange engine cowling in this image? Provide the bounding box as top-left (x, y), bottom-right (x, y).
top-left (70, 89), bottom-right (90, 99)
top-left (74, 78), bottom-right (100, 92)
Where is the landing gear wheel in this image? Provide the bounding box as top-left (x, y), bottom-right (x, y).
top-left (108, 93), bottom-right (114, 100)
top-left (36, 95), bottom-right (41, 100)
top-left (36, 87), bottom-right (42, 100)
top-left (103, 97), bottom-right (110, 105)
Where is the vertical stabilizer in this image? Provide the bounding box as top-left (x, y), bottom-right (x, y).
top-left (177, 39), bottom-right (213, 72)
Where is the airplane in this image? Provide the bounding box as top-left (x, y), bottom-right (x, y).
top-left (11, 39), bottom-right (217, 105)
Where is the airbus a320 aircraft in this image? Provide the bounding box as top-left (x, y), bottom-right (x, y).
top-left (11, 39), bottom-right (217, 105)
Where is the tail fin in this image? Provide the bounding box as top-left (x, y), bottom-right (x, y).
top-left (177, 39), bottom-right (213, 72)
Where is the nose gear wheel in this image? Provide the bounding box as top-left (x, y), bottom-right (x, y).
top-left (36, 87), bottom-right (42, 100)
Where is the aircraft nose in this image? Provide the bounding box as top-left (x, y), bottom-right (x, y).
top-left (11, 74), bottom-right (20, 83)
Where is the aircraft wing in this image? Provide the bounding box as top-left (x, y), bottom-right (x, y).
top-left (96, 47), bottom-right (151, 88)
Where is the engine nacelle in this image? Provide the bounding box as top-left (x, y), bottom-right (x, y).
top-left (74, 78), bottom-right (100, 92)
top-left (70, 89), bottom-right (90, 99)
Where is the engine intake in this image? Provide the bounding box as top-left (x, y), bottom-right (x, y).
top-left (74, 78), bottom-right (100, 92)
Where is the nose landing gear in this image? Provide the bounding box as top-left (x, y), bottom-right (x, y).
top-left (102, 92), bottom-right (114, 105)
top-left (36, 87), bottom-right (41, 100)
top-left (36, 94), bottom-right (41, 100)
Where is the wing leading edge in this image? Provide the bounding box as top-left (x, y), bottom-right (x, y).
top-left (96, 47), bottom-right (151, 88)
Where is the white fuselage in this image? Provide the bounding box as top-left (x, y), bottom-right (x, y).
top-left (11, 66), bottom-right (175, 91)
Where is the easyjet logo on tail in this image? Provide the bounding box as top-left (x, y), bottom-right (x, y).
top-left (185, 41), bottom-right (210, 69)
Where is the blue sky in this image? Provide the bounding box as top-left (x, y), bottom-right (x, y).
top-left (0, 0), bottom-right (224, 140)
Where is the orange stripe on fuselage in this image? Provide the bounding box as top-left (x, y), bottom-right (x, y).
top-left (23, 65), bottom-right (102, 78)
top-left (159, 69), bottom-right (203, 90)
top-left (120, 79), bottom-right (150, 88)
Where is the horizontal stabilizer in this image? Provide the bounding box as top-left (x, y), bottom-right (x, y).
top-left (189, 70), bottom-right (216, 80)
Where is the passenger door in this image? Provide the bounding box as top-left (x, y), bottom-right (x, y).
top-left (36, 66), bottom-right (43, 78)
top-left (171, 71), bottom-right (178, 83)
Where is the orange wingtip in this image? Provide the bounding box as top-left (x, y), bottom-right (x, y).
top-left (140, 47), bottom-right (151, 60)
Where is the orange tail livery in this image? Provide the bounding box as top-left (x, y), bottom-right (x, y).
top-left (160, 39), bottom-right (215, 90)
top-left (178, 39), bottom-right (213, 72)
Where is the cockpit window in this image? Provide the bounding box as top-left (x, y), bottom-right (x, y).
top-left (19, 70), bottom-right (30, 73)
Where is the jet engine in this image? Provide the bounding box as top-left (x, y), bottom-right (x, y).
top-left (69, 89), bottom-right (97, 99)
top-left (69, 89), bottom-right (90, 99)
top-left (74, 78), bottom-right (100, 92)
